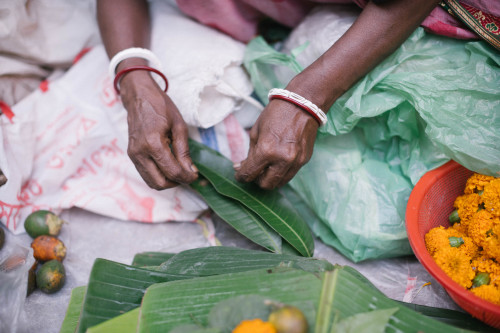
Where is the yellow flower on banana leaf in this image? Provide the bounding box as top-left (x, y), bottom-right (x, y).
top-left (471, 284), bottom-right (500, 305)
top-left (467, 210), bottom-right (496, 247)
top-left (483, 178), bottom-right (500, 217)
top-left (233, 319), bottom-right (276, 333)
top-left (433, 247), bottom-right (475, 289)
top-left (464, 173), bottom-right (495, 194)
top-left (425, 226), bottom-right (464, 257)
top-left (454, 193), bottom-right (482, 226)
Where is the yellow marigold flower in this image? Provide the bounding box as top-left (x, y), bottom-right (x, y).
top-left (467, 210), bottom-right (495, 247)
top-left (454, 193), bottom-right (481, 226)
top-left (433, 247), bottom-right (475, 289)
top-left (425, 226), bottom-right (464, 257)
top-left (483, 178), bottom-right (500, 217)
top-left (451, 222), bottom-right (467, 235)
top-left (483, 225), bottom-right (500, 261)
top-left (471, 256), bottom-right (500, 275)
top-left (471, 285), bottom-right (500, 305)
top-left (464, 173), bottom-right (496, 194)
top-left (233, 318), bottom-right (277, 333)
top-left (458, 236), bottom-right (480, 259)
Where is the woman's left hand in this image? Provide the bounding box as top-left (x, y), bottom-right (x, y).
top-left (234, 99), bottom-right (319, 190)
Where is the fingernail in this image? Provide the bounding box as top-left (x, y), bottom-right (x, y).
top-left (191, 164), bottom-right (198, 173)
top-left (233, 163), bottom-right (241, 170)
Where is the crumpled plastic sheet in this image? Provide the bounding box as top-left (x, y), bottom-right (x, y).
top-left (0, 209), bottom-right (460, 333)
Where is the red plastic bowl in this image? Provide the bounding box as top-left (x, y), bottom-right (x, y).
top-left (406, 160), bottom-right (500, 329)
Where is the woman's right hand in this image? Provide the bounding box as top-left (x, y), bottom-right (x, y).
top-left (119, 70), bottom-right (198, 190)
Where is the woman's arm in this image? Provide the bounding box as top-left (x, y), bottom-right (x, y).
top-left (235, 0), bottom-right (441, 190)
top-left (97, 0), bottom-right (198, 190)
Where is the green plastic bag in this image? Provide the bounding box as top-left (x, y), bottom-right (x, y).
top-left (244, 28), bottom-right (500, 262)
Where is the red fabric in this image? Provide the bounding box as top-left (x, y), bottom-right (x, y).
top-left (176, 0), bottom-right (499, 43)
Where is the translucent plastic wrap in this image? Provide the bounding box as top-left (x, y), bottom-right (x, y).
top-left (244, 6), bottom-right (500, 261)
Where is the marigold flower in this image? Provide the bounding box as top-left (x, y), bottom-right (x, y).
top-left (433, 247), bottom-right (475, 289)
top-left (233, 318), bottom-right (277, 333)
top-left (483, 178), bottom-right (500, 217)
top-left (454, 193), bottom-right (482, 226)
top-left (425, 226), bottom-right (464, 257)
top-left (467, 210), bottom-right (495, 247)
top-left (471, 256), bottom-right (500, 275)
top-left (451, 222), bottom-right (468, 235)
top-left (483, 225), bottom-right (500, 261)
top-left (471, 285), bottom-right (500, 305)
top-left (458, 236), bottom-right (480, 259)
top-left (464, 173), bottom-right (495, 194)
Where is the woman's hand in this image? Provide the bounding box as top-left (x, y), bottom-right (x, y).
top-left (234, 99), bottom-right (319, 190)
top-left (119, 71), bottom-right (198, 190)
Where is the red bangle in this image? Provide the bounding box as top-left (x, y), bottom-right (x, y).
top-left (113, 65), bottom-right (169, 94)
top-left (269, 95), bottom-right (322, 126)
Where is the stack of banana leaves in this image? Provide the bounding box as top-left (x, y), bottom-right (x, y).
top-left (60, 247), bottom-right (494, 333)
top-left (59, 141), bottom-right (494, 332)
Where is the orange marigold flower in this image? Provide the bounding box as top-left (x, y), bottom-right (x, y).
top-left (425, 226), bottom-right (464, 257)
top-left (451, 222), bottom-right (468, 235)
top-left (471, 285), bottom-right (500, 305)
top-left (483, 224), bottom-right (500, 261)
top-left (471, 256), bottom-right (500, 275)
top-left (464, 173), bottom-right (495, 194)
top-left (433, 247), bottom-right (475, 289)
top-left (458, 236), bottom-right (480, 259)
top-left (454, 193), bottom-right (482, 226)
top-left (233, 319), bottom-right (277, 333)
top-left (483, 178), bottom-right (500, 217)
top-left (467, 210), bottom-right (495, 247)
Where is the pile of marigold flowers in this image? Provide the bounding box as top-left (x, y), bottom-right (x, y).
top-left (425, 173), bottom-right (500, 305)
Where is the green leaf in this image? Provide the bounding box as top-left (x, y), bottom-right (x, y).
top-left (189, 139), bottom-right (314, 257)
top-left (191, 177), bottom-right (282, 253)
top-left (473, 272), bottom-right (490, 288)
top-left (208, 295), bottom-right (272, 332)
top-left (449, 237), bottom-right (464, 247)
top-left (322, 267), bottom-right (476, 333)
top-left (60, 286), bottom-right (86, 333)
top-left (158, 246), bottom-right (333, 276)
top-left (76, 259), bottom-right (189, 333)
top-left (333, 308), bottom-right (398, 333)
top-left (448, 209), bottom-right (460, 224)
top-left (170, 325), bottom-right (221, 333)
top-left (131, 252), bottom-right (175, 267)
top-left (86, 308), bottom-right (139, 333)
top-left (138, 267), bottom-right (322, 332)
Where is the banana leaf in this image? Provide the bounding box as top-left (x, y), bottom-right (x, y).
top-left (60, 286), bottom-right (86, 333)
top-left (189, 139), bottom-right (314, 257)
top-left (76, 259), bottom-right (189, 333)
top-left (158, 246), bottom-right (333, 275)
top-left (191, 177), bottom-right (282, 253)
top-left (76, 247), bottom-right (332, 332)
top-left (131, 252), bottom-right (175, 267)
top-left (86, 308), bottom-right (139, 333)
top-left (138, 266), bottom-right (478, 333)
top-left (138, 267), bottom-right (322, 332)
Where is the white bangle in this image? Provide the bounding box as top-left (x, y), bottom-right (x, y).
top-left (108, 47), bottom-right (164, 79)
top-left (268, 88), bottom-right (328, 126)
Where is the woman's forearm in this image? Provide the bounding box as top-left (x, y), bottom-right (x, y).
top-left (96, 0), bottom-right (152, 72)
top-left (287, 0), bottom-right (441, 111)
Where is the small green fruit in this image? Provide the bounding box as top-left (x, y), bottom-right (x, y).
top-left (24, 210), bottom-right (65, 238)
top-left (36, 260), bottom-right (66, 294)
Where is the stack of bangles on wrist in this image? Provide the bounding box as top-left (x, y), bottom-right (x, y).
top-left (268, 88), bottom-right (327, 126)
top-left (109, 47), bottom-right (169, 94)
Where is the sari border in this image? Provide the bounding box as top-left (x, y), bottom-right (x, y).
top-left (441, 0), bottom-right (500, 51)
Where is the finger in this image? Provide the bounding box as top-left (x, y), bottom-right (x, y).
top-left (234, 145), bottom-right (270, 183)
top-left (171, 124), bottom-right (198, 179)
top-left (276, 163), bottom-right (303, 188)
top-left (150, 134), bottom-right (197, 184)
top-left (132, 154), bottom-right (178, 190)
top-left (256, 162), bottom-right (292, 190)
